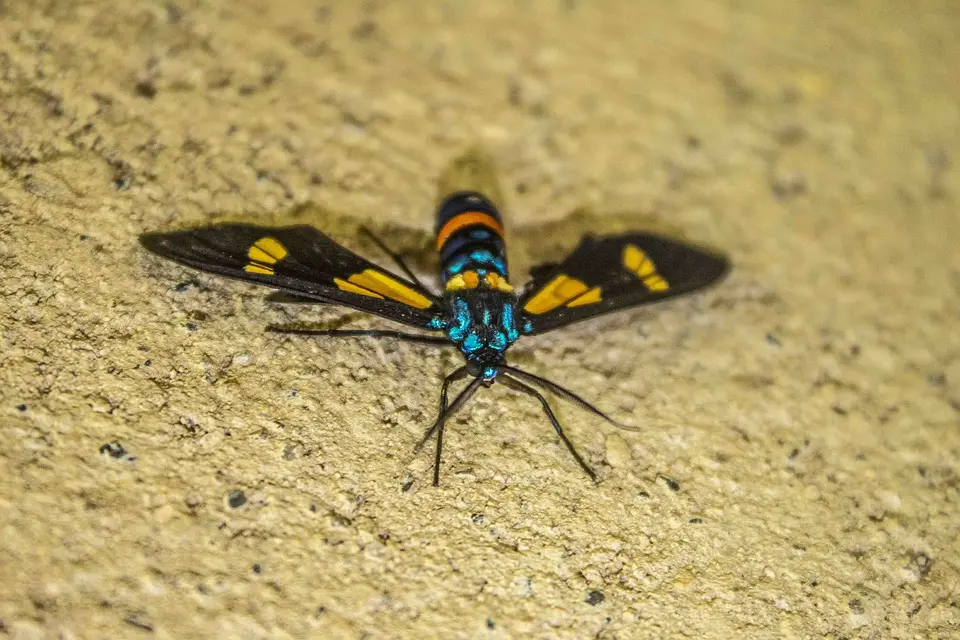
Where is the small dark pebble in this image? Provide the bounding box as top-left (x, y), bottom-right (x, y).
top-left (166, 3), bottom-right (182, 23)
top-left (508, 81), bottom-right (522, 106)
top-left (401, 479), bottom-right (414, 492)
top-left (585, 590), bottom-right (605, 606)
top-left (775, 123), bottom-right (807, 146)
top-left (352, 20), bottom-right (377, 39)
top-left (771, 172), bottom-right (807, 199)
top-left (907, 551), bottom-right (932, 580)
top-left (134, 79), bottom-right (157, 99)
top-left (79, 234), bottom-right (89, 241)
top-left (471, 513), bottom-right (485, 525)
top-left (848, 598), bottom-right (864, 614)
top-left (185, 323), bottom-right (198, 332)
top-left (486, 618), bottom-right (495, 630)
top-left (831, 405), bottom-right (848, 416)
top-left (123, 614), bottom-right (154, 632)
top-left (766, 333), bottom-right (782, 346)
top-left (926, 372), bottom-right (946, 387)
top-left (252, 563), bottom-right (262, 574)
top-left (228, 490), bottom-right (247, 508)
top-left (660, 476), bottom-right (680, 492)
top-left (689, 518), bottom-right (703, 524)
top-left (99, 441), bottom-right (127, 458)
top-left (16, 404), bottom-right (27, 412)
top-left (720, 71), bottom-right (753, 104)
top-left (174, 280), bottom-right (197, 293)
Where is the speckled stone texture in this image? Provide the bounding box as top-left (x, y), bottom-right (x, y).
top-left (1, 1), bottom-right (958, 638)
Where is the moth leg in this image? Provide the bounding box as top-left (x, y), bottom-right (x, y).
top-left (266, 327), bottom-right (452, 346)
top-left (499, 364), bottom-right (638, 431)
top-left (415, 369), bottom-right (481, 486)
top-left (415, 366), bottom-right (469, 454)
top-left (501, 374), bottom-right (598, 482)
top-left (359, 226), bottom-right (433, 294)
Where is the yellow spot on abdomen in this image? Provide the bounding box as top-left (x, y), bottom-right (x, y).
top-left (485, 272), bottom-right (514, 293)
top-left (445, 274), bottom-right (467, 291)
top-left (447, 270), bottom-right (514, 293)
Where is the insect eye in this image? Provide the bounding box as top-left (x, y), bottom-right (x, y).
top-left (466, 361), bottom-right (482, 377)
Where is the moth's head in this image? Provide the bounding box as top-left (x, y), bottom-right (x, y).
top-left (466, 357), bottom-right (503, 386)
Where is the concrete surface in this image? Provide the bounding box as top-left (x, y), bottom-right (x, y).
top-left (1, 1), bottom-right (958, 638)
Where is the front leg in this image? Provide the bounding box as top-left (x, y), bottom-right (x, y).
top-left (414, 365), bottom-right (469, 453)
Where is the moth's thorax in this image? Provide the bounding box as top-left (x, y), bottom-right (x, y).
top-left (440, 289), bottom-right (520, 376)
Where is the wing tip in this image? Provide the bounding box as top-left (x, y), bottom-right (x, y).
top-left (138, 230), bottom-right (170, 254)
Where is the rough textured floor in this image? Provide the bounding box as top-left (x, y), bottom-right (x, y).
top-left (1, 1), bottom-right (958, 638)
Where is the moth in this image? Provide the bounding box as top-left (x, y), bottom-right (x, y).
top-left (140, 157), bottom-right (729, 486)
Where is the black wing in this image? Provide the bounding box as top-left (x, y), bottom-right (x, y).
top-left (140, 224), bottom-right (443, 329)
top-left (518, 233), bottom-right (729, 334)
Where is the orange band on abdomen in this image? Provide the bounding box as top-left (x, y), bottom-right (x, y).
top-left (435, 211), bottom-right (504, 251)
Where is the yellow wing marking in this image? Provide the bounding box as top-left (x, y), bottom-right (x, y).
top-left (623, 245), bottom-right (670, 292)
top-left (244, 264), bottom-right (274, 275)
top-left (340, 269), bottom-right (432, 309)
top-left (244, 236), bottom-right (288, 275)
top-left (334, 277), bottom-right (384, 299)
top-left (567, 286), bottom-right (602, 307)
top-left (523, 275), bottom-right (589, 314)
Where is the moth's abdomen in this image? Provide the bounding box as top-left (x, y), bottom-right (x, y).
top-left (435, 191), bottom-right (511, 289)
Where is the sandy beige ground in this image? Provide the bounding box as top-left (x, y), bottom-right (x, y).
top-left (1, 1), bottom-right (959, 638)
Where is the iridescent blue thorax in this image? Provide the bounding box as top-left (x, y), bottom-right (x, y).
top-left (443, 289), bottom-right (520, 380)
